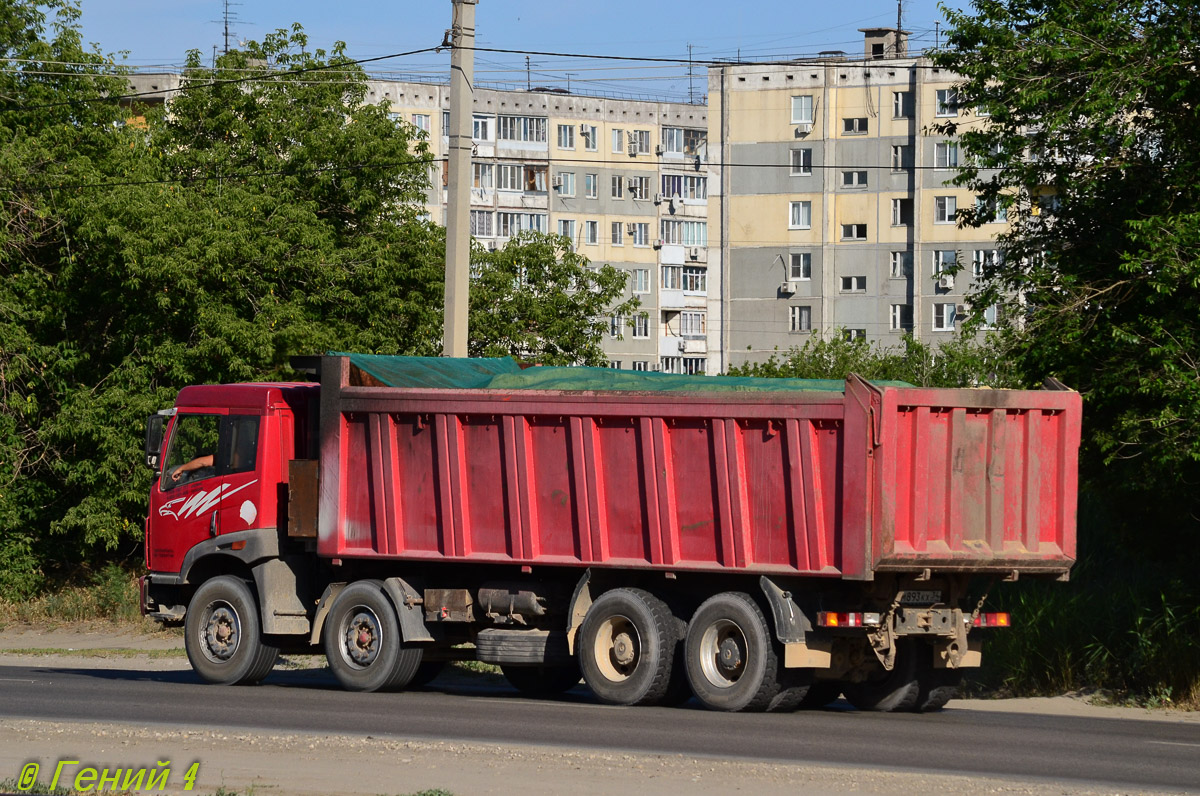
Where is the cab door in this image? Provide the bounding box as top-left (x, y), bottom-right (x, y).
top-left (213, 414), bottom-right (263, 535)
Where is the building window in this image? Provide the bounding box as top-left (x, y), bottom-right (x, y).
top-left (981, 304), bottom-right (1000, 329)
top-left (842, 170), bottom-right (868, 188)
top-left (585, 220), bottom-right (598, 245)
top-left (789, 252), bottom-right (812, 280)
top-left (891, 145), bottom-right (912, 171)
top-left (609, 361), bottom-right (622, 369)
top-left (841, 223), bottom-right (867, 240)
top-left (935, 196), bottom-right (958, 224)
top-left (934, 141), bottom-right (959, 169)
top-left (496, 212), bottom-right (547, 236)
top-left (890, 251), bottom-right (913, 278)
top-left (936, 88), bottom-right (962, 117)
top-left (844, 329), bottom-right (866, 341)
top-left (791, 95), bottom-right (814, 124)
top-left (610, 314), bottom-right (625, 338)
top-left (791, 148), bottom-right (813, 176)
top-left (632, 222), bottom-right (649, 247)
top-left (892, 91), bottom-right (913, 118)
top-left (973, 249), bottom-right (998, 277)
top-left (557, 124), bottom-right (575, 149)
top-left (933, 250), bottom-right (957, 274)
top-left (662, 356), bottom-right (707, 375)
top-left (497, 115), bottom-right (547, 142)
top-left (632, 313), bottom-right (650, 338)
top-left (611, 175), bottom-right (624, 199)
top-left (469, 210), bottom-right (493, 237)
top-left (557, 171), bottom-right (575, 197)
top-left (683, 129), bottom-right (705, 155)
top-left (497, 164), bottom-right (521, 191)
top-left (933, 303), bottom-right (957, 331)
top-left (661, 265), bottom-right (681, 290)
top-left (843, 117), bottom-right (868, 134)
top-left (631, 268), bottom-right (650, 293)
top-left (891, 198), bottom-right (913, 226)
top-left (789, 201), bottom-right (812, 229)
top-left (558, 219), bottom-right (576, 248)
top-left (790, 305), bottom-right (812, 332)
top-left (411, 113), bottom-right (430, 135)
top-left (890, 304), bottom-right (913, 331)
top-left (840, 275), bottom-right (867, 292)
top-left (472, 163), bottom-right (494, 190)
top-left (682, 265), bottom-right (707, 292)
top-left (680, 311), bottom-right (705, 337)
top-left (524, 165), bottom-right (548, 192)
top-left (628, 175), bottom-right (651, 200)
top-left (472, 115), bottom-right (493, 141)
top-left (611, 222), bottom-right (624, 246)
top-left (661, 219), bottom-right (707, 246)
top-left (977, 196), bottom-right (1008, 223)
top-left (629, 130), bottom-right (652, 154)
top-left (662, 127), bottom-right (684, 154)
top-left (584, 173), bottom-right (598, 199)
top-left (632, 360), bottom-right (648, 372)
top-left (669, 175), bottom-right (708, 199)
top-left (581, 124), bottom-right (597, 151)
top-left (611, 128), bottom-right (624, 153)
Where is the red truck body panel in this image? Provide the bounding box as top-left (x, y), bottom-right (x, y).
top-left (313, 359), bottom-right (1081, 580)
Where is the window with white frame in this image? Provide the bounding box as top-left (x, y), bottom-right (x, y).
top-left (841, 223), bottom-right (867, 240)
top-left (842, 170), bottom-right (868, 188)
top-left (933, 250), bottom-right (957, 274)
top-left (890, 303), bottom-right (913, 331)
top-left (610, 175), bottom-right (624, 199)
top-left (681, 311), bottom-right (705, 337)
top-left (682, 266), bottom-right (707, 293)
top-left (935, 88), bottom-right (961, 117)
top-left (609, 361), bottom-right (622, 369)
top-left (609, 314), bottom-right (625, 338)
top-left (844, 329), bottom-right (866, 341)
top-left (935, 196), bottom-right (958, 223)
top-left (977, 196), bottom-right (1007, 223)
top-left (934, 141), bottom-right (959, 169)
top-left (584, 173), bottom-right (598, 199)
top-left (469, 210), bottom-right (493, 237)
top-left (683, 129), bottom-right (705, 155)
top-left (632, 313), bottom-right (649, 338)
top-left (411, 114), bottom-right (430, 135)
top-left (981, 303), bottom-right (1000, 329)
top-left (791, 95), bottom-right (814, 124)
top-left (790, 305), bottom-right (812, 332)
top-left (628, 175), bottom-right (651, 200)
top-left (556, 124), bottom-right (575, 149)
top-left (660, 220), bottom-right (708, 246)
top-left (789, 201), bottom-right (812, 229)
top-left (631, 268), bottom-right (649, 293)
top-left (933, 303), bottom-right (957, 331)
top-left (661, 174), bottom-right (682, 198)
top-left (629, 130), bottom-right (651, 154)
top-left (891, 198), bottom-right (913, 226)
top-left (472, 115), bottom-right (493, 141)
top-left (683, 175), bottom-right (707, 199)
top-left (662, 127), bottom-right (684, 154)
top-left (890, 251), bottom-right (913, 278)
top-left (611, 128), bottom-right (624, 153)
top-left (790, 252), bottom-right (812, 280)
top-left (611, 221), bottom-right (624, 246)
top-left (581, 124), bottom-right (597, 151)
top-left (557, 219), bottom-right (576, 246)
top-left (557, 171), bottom-right (575, 196)
top-left (497, 164), bottom-right (521, 191)
top-left (631, 360), bottom-right (648, 372)
top-left (843, 117), bottom-right (868, 134)
top-left (840, 275), bottom-right (867, 292)
top-left (891, 145), bottom-right (913, 170)
top-left (791, 148), bottom-right (813, 176)
top-left (892, 91), bottom-right (913, 118)
top-left (524, 165), bottom-right (548, 192)
top-left (442, 110), bottom-right (450, 133)
top-left (661, 265), bottom-right (681, 290)
top-left (632, 223), bottom-right (649, 246)
top-left (472, 163), bottom-right (494, 190)
top-left (585, 220), bottom-right (598, 245)
top-left (661, 356), bottom-right (706, 375)
top-left (973, 249), bottom-right (998, 277)
top-left (497, 115), bottom-right (546, 142)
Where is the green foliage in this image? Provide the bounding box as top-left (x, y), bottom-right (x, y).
top-left (728, 331), bottom-right (1022, 388)
top-left (468, 232), bottom-right (639, 365)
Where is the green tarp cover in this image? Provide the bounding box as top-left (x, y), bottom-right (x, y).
top-left (339, 353), bottom-right (907, 394)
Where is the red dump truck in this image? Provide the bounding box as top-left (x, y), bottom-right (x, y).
top-left (140, 353), bottom-right (1081, 712)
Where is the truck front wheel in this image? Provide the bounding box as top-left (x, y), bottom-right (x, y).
top-left (323, 580), bottom-right (422, 692)
top-left (185, 576), bottom-right (278, 686)
top-left (579, 588), bottom-right (679, 706)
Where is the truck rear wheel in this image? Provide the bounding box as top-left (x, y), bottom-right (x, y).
top-left (185, 576), bottom-right (278, 686)
top-left (841, 640), bottom-right (919, 712)
top-left (579, 588), bottom-right (679, 706)
top-left (914, 645), bottom-right (964, 712)
top-left (684, 592), bottom-right (799, 712)
top-left (323, 580), bottom-right (422, 693)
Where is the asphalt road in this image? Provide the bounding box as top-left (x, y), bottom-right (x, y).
top-left (1, 663), bottom-right (1197, 792)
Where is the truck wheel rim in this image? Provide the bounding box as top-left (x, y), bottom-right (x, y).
top-left (342, 608), bottom-right (383, 668)
top-left (698, 619), bottom-right (747, 688)
top-left (592, 615), bottom-right (640, 682)
top-left (202, 603), bottom-right (241, 663)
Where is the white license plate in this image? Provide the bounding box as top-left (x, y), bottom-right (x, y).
top-left (899, 590), bottom-right (943, 605)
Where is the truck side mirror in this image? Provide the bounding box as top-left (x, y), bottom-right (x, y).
top-left (144, 414), bottom-right (166, 471)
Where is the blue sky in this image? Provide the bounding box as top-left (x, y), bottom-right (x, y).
top-left (78, 0), bottom-right (969, 101)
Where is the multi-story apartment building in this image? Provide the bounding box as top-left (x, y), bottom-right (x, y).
top-left (708, 29), bottom-right (999, 369)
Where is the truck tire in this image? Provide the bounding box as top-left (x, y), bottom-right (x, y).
top-left (323, 580), bottom-right (422, 692)
top-left (914, 645), bottom-right (964, 712)
top-left (842, 640), bottom-right (919, 712)
top-left (684, 592), bottom-right (797, 712)
top-left (579, 588), bottom-right (680, 706)
top-left (501, 663), bottom-right (582, 696)
top-left (185, 576), bottom-right (278, 686)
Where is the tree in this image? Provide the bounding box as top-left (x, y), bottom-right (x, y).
top-left (933, 0), bottom-right (1200, 499)
top-left (468, 231), bottom-right (639, 366)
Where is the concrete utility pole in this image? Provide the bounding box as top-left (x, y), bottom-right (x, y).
top-left (443, 0), bottom-right (478, 357)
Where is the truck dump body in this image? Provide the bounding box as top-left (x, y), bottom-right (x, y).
top-left (313, 355), bottom-right (1080, 581)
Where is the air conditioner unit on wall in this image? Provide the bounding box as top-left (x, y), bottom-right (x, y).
top-left (794, 123), bottom-right (813, 136)
top-left (654, 192), bottom-right (664, 205)
top-left (688, 247), bottom-right (701, 261)
top-left (653, 239), bottom-right (665, 249)
top-left (780, 281), bottom-right (797, 295)
top-left (938, 274), bottom-right (955, 290)
top-left (551, 175), bottom-right (563, 189)
top-left (626, 222), bottom-right (637, 234)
